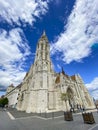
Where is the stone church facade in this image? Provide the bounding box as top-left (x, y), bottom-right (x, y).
top-left (5, 84), bottom-right (20, 108)
top-left (16, 32), bottom-right (95, 113)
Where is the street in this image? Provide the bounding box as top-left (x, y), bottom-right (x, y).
top-left (0, 108), bottom-right (98, 130)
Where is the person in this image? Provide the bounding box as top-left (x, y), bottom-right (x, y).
top-left (70, 104), bottom-right (75, 113)
top-left (77, 104), bottom-right (79, 109)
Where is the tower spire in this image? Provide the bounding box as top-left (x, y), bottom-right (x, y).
top-left (42, 30), bottom-right (46, 36)
top-left (62, 67), bottom-right (65, 75)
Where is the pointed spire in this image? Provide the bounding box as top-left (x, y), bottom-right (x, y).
top-left (42, 30), bottom-right (46, 36)
top-left (42, 30), bottom-right (46, 37)
top-left (62, 67), bottom-right (65, 75)
top-left (40, 30), bottom-right (48, 42)
top-left (38, 30), bottom-right (48, 44)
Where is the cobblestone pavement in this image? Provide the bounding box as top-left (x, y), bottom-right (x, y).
top-left (0, 108), bottom-right (98, 130)
top-left (6, 108), bottom-right (64, 119)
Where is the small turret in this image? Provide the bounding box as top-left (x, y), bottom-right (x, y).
top-left (6, 84), bottom-right (14, 94)
top-left (62, 67), bottom-right (65, 75)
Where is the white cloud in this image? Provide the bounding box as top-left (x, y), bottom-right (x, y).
top-left (0, 28), bottom-right (31, 88)
top-left (57, 64), bottom-right (61, 69)
top-left (86, 77), bottom-right (98, 90)
top-left (91, 90), bottom-right (98, 100)
top-left (0, 0), bottom-right (50, 25)
top-left (86, 77), bottom-right (98, 99)
top-left (51, 0), bottom-right (98, 63)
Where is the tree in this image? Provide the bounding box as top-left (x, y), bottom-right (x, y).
top-left (61, 93), bottom-right (68, 101)
top-left (61, 93), bottom-right (69, 111)
top-left (0, 97), bottom-right (8, 107)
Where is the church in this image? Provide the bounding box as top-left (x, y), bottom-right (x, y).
top-left (14, 32), bottom-right (94, 113)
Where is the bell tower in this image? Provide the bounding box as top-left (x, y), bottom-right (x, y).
top-left (26, 31), bottom-right (54, 113)
top-left (34, 31), bottom-right (52, 72)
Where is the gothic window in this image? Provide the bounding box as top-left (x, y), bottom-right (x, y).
top-left (41, 52), bottom-right (43, 58)
top-left (45, 52), bottom-right (47, 60)
top-left (45, 44), bottom-right (47, 51)
top-left (41, 44), bottom-right (43, 50)
top-left (21, 93), bottom-right (24, 100)
top-left (47, 53), bottom-right (48, 60)
top-left (37, 53), bottom-right (38, 57)
top-left (36, 65), bottom-right (38, 71)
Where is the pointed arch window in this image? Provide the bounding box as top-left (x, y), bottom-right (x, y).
top-left (41, 52), bottom-right (43, 58)
top-left (41, 44), bottom-right (43, 50)
top-left (45, 44), bottom-right (47, 51)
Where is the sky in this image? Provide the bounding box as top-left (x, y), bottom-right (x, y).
top-left (0, 0), bottom-right (98, 99)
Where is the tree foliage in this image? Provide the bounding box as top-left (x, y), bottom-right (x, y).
top-left (0, 97), bottom-right (9, 107)
top-left (61, 93), bottom-right (68, 101)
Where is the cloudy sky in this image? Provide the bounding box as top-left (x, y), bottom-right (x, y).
top-left (0, 0), bottom-right (98, 99)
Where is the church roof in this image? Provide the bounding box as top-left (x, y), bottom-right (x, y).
top-left (55, 75), bottom-right (60, 84)
top-left (16, 83), bottom-right (22, 89)
top-left (71, 75), bottom-right (76, 81)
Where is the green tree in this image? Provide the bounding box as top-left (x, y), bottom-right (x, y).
top-left (0, 97), bottom-right (8, 107)
top-left (61, 93), bottom-right (69, 111)
top-left (61, 93), bottom-right (68, 101)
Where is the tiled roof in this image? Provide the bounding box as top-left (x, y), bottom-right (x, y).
top-left (71, 75), bottom-right (76, 81)
top-left (55, 75), bottom-right (60, 84)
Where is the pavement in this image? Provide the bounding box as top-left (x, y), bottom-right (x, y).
top-left (0, 108), bottom-right (98, 130)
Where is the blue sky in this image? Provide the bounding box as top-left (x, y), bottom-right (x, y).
top-left (0, 0), bottom-right (98, 99)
